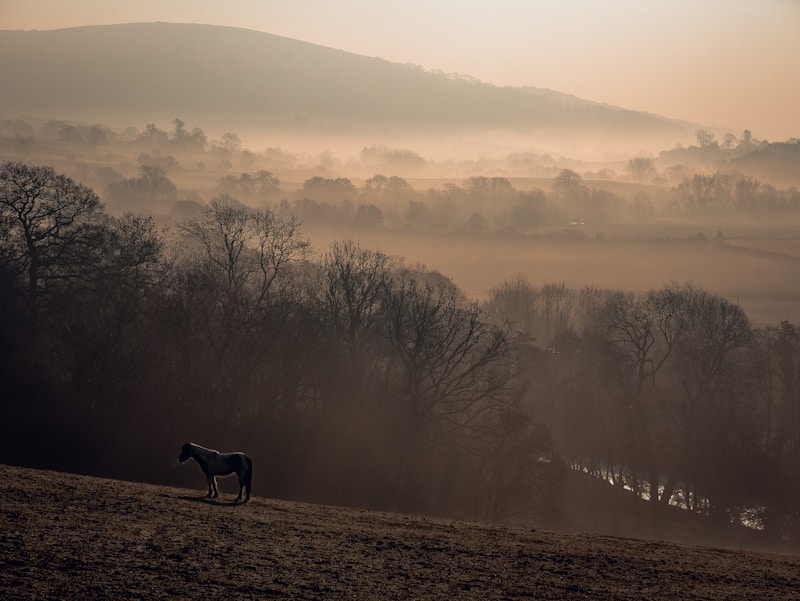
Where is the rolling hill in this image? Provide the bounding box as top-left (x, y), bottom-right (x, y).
top-left (0, 22), bottom-right (693, 144)
top-left (3, 464), bottom-right (799, 600)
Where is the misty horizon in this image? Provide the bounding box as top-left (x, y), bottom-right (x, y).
top-left (0, 22), bottom-right (708, 163)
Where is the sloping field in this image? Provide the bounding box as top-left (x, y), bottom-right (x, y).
top-left (2, 465), bottom-right (799, 600)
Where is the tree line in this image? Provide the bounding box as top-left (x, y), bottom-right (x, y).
top-left (106, 163), bottom-right (800, 239)
top-left (3, 115), bottom-right (799, 233)
top-left (0, 161), bottom-right (552, 523)
top-left (2, 160), bottom-right (800, 539)
top-left (484, 277), bottom-right (800, 538)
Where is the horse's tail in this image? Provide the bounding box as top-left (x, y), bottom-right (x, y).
top-left (243, 455), bottom-right (253, 498)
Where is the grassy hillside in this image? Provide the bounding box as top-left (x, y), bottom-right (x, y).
top-left (2, 464), bottom-right (799, 600)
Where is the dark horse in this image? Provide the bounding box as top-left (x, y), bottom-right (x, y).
top-left (178, 442), bottom-right (253, 503)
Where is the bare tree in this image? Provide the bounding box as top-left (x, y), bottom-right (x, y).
top-left (315, 239), bottom-right (392, 351)
top-left (214, 132), bottom-right (242, 154)
top-left (137, 165), bottom-right (177, 202)
top-left (105, 164), bottom-right (177, 210)
top-left (484, 277), bottom-right (579, 346)
top-left (538, 282), bottom-right (575, 344)
top-left (0, 161), bottom-right (104, 332)
top-left (750, 321), bottom-right (800, 536)
top-left (670, 286), bottom-right (753, 516)
top-left (722, 133), bottom-right (737, 150)
top-left (179, 195), bottom-right (309, 312)
top-left (484, 274), bottom-right (538, 335)
top-left (552, 168), bottom-right (582, 201)
top-left (602, 285), bottom-right (684, 503)
top-left (380, 274), bottom-right (513, 509)
top-left (168, 196), bottom-right (310, 428)
top-left (626, 156), bottom-right (657, 183)
top-left (695, 129), bottom-right (717, 147)
top-left (215, 170), bottom-right (281, 200)
top-left (57, 212), bottom-right (167, 403)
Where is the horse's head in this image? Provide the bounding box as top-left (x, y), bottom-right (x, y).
top-left (178, 442), bottom-right (194, 463)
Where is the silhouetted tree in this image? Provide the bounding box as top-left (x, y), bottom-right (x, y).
top-left (179, 196), bottom-right (309, 312)
top-left (485, 275), bottom-right (538, 333)
top-left (302, 176), bottom-right (356, 203)
top-left (404, 199), bottom-right (433, 231)
top-left (674, 173), bottom-right (733, 212)
top-left (506, 189), bottom-right (552, 230)
top-left (214, 132), bottom-right (241, 153)
top-left (0, 161), bottom-right (105, 333)
top-left (468, 176), bottom-right (514, 198)
top-left (379, 274), bottom-right (513, 511)
top-left (465, 212), bottom-right (488, 233)
top-left (55, 212), bottom-right (166, 407)
top-left (669, 286), bottom-right (753, 517)
top-left (215, 171), bottom-right (281, 200)
top-left (751, 321), bottom-right (800, 537)
top-left (169, 119), bottom-right (207, 149)
top-left (722, 133), bottom-right (737, 150)
top-left (552, 169), bottom-right (581, 201)
top-left (601, 286), bottom-right (684, 503)
top-left (354, 203), bottom-right (383, 228)
top-left (315, 239), bottom-right (392, 354)
top-left (695, 129), bottom-right (717, 147)
top-left (363, 174), bottom-right (413, 198)
top-left (138, 123), bottom-right (169, 145)
top-left (105, 164), bottom-right (177, 210)
top-left (626, 156), bottom-right (657, 182)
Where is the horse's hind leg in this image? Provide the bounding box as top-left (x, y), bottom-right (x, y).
top-left (233, 455), bottom-right (251, 503)
top-left (244, 459), bottom-right (252, 502)
top-left (235, 478), bottom-right (243, 503)
top-left (236, 468), bottom-right (250, 503)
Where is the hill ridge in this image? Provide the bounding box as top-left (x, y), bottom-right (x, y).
top-left (0, 22), bottom-right (693, 143)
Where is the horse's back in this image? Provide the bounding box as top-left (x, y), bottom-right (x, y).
top-left (213, 451), bottom-right (250, 474)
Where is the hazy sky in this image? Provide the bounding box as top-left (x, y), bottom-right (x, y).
top-left (2, 0), bottom-right (798, 140)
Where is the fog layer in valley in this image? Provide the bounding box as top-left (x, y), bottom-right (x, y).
top-left (3, 113), bottom-right (798, 324)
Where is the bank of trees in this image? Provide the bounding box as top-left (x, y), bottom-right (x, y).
top-left (671, 171), bottom-right (800, 214)
top-left (3, 161), bottom-right (800, 537)
top-left (4, 115), bottom-right (800, 236)
top-left (286, 170), bottom-right (800, 235)
top-left (0, 161), bottom-right (553, 523)
top-left (485, 276), bottom-right (800, 538)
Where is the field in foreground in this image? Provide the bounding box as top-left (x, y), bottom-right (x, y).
top-left (2, 465), bottom-right (800, 600)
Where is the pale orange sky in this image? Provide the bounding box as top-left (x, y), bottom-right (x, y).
top-left (2, 0), bottom-right (798, 141)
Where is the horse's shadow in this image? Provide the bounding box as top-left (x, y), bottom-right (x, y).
top-left (165, 494), bottom-right (245, 507)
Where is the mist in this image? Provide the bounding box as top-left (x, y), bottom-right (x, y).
top-left (2, 21), bottom-right (800, 552)
top-left (3, 113), bottom-right (798, 323)
top-left (3, 112), bottom-right (800, 544)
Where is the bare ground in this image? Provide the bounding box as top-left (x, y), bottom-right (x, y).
top-left (2, 464), bottom-right (800, 600)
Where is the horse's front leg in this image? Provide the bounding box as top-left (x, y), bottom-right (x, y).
top-left (206, 475), bottom-right (219, 498)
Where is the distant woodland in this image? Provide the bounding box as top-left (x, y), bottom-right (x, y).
top-left (2, 115), bottom-right (800, 544)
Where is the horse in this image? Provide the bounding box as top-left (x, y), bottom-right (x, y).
top-left (178, 442), bottom-right (253, 503)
